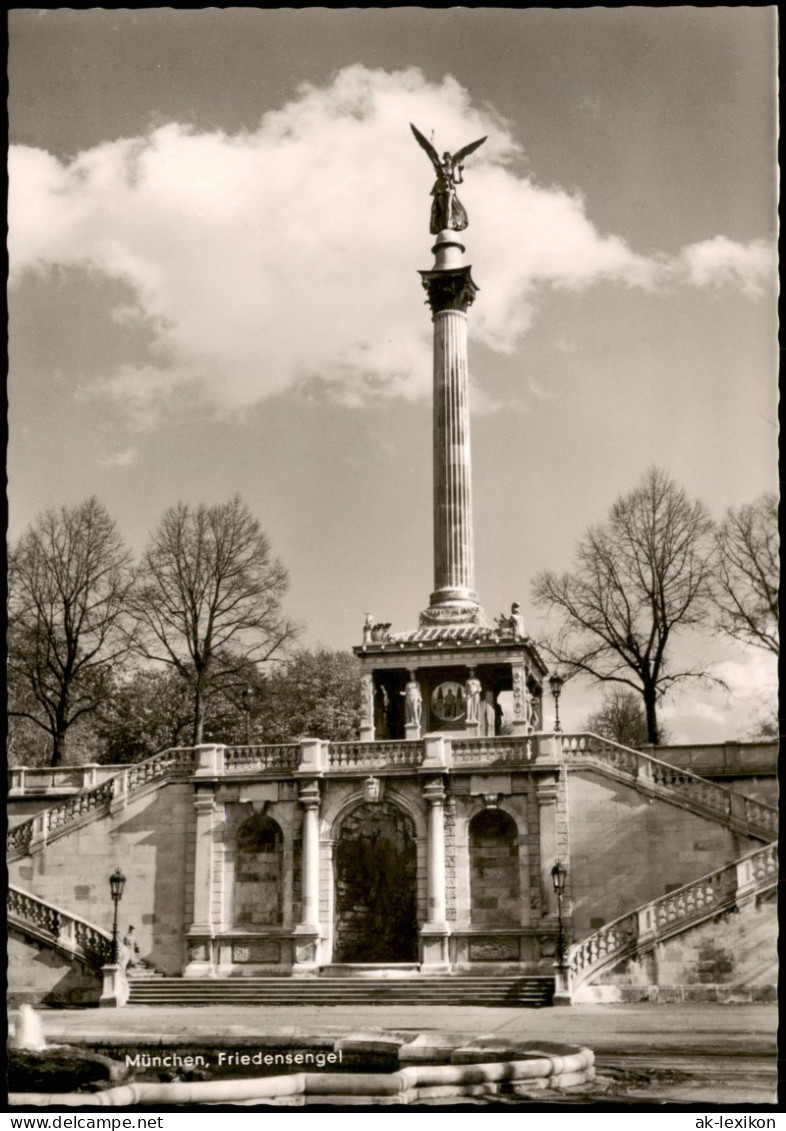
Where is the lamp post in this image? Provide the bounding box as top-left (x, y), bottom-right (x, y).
top-left (551, 860), bottom-right (568, 964)
top-left (549, 672), bottom-right (564, 734)
top-left (109, 867), bottom-right (126, 963)
top-left (241, 687), bottom-right (254, 745)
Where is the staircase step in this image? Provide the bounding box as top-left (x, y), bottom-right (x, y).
top-left (127, 975), bottom-right (554, 1008)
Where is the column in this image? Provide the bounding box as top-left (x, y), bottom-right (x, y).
top-left (420, 777), bottom-right (450, 969)
top-left (184, 790), bottom-right (217, 976)
top-left (293, 780), bottom-right (322, 971)
top-left (536, 778), bottom-right (558, 919)
top-left (419, 239), bottom-right (484, 624)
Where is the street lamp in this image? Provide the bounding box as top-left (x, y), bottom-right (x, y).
top-left (549, 672), bottom-right (564, 734)
top-left (551, 860), bottom-right (568, 963)
top-left (109, 867), bottom-right (126, 963)
top-left (241, 687), bottom-right (255, 745)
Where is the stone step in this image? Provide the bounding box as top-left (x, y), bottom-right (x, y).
top-left (127, 975), bottom-right (554, 1007)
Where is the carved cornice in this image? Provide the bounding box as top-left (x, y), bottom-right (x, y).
top-left (419, 266), bottom-right (479, 314)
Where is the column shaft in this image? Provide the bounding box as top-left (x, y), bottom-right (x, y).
top-left (426, 794), bottom-right (448, 925)
top-left (432, 309), bottom-right (476, 603)
top-left (300, 801), bottom-right (320, 929)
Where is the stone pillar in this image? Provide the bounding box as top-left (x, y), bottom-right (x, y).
top-left (293, 780), bottom-right (322, 972)
top-left (510, 661), bottom-right (531, 736)
top-left (536, 778), bottom-right (558, 918)
top-left (99, 964), bottom-right (129, 1008)
top-left (184, 791), bottom-right (217, 977)
top-left (420, 777), bottom-right (450, 969)
top-left (419, 236), bottom-right (484, 625)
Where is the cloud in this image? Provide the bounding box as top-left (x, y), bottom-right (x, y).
top-left (674, 236), bottom-right (774, 298)
top-left (97, 445), bottom-right (139, 467)
top-left (8, 65), bottom-right (775, 421)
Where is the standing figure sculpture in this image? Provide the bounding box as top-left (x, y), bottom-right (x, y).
top-left (404, 672), bottom-right (423, 728)
top-left (411, 123), bottom-right (487, 235)
top-left (465, 669), bottom-right (482, 725)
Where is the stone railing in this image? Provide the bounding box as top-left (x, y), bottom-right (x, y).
top-left (7, 747), bottom-right (198, 860)
top-left (224, 745), bottom-right (301, 773)
top-left (452, 736), bottom-right (534, 766)
top-left (8, 764), bottom-right (125, 795)
top-left (8, 885), bottom-right (112, 970)
top-left (329, 740), bottom-right (423, 770)
top-left (568, 841), bottom-right (778, 989)
top-left (561, 733), bottom-right (778, 840)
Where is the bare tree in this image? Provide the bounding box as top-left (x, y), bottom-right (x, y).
top-left (712, 492), bottom-right (778, 655)
top-left (130, 497), bottom-right (298, 744)
top-left (8, 497), bottom-right (135, 766)
top-left (532, 467), bottom-right (715, 745)
top-left (585, 688), bottom-right (669, 749)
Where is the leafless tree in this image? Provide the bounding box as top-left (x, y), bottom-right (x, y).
top-left (712, 492), bottom-right (778, 655)
top-left (130, 497), bottom-right (298, 744)
top-left (8, 497), bottom-right (135, 766)
top-left (585, 688), bottom-right (669, 749)
top-left (532, 468), bottom-right (715, 745)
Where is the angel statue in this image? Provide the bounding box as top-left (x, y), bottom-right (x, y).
top-left (410, 123), bottom-right (487, 235)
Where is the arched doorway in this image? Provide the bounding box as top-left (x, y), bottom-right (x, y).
top-left (333, 800), bottom-right (418, 963)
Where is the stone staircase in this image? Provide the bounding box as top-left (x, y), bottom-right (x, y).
top-left (568, 840), bottom-right (778, 992)
top-left (8, 735), bottom-right (778, 864)
top-left (127, 974), bottom-right (555, 1008)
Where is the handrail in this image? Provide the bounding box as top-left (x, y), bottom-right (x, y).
top-left (8, 732), bottom-right (777, 861)
top-left (329, 739), bottom-right (422, 769)
top-left (568, 840), bottom-right (778, 989)
top-left (8, 885), bottom-right (112, 970)
top-left (7, 746), bottom-right (198, 861)
top-left (224, 744), bottom-right (300, 772)
top-left (561, 732), bottom-right (778, 839)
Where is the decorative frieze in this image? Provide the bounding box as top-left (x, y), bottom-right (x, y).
top-left (469, 936), bottom-right (519, 962)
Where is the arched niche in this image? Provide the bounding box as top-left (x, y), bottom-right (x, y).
top-left (232, 813), bottom-right (284, 928)
top-left (469, 808), bottom-right (520, 925)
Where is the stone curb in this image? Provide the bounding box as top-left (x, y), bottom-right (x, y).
top-left (9, 1038), bottom-right (595, 1106)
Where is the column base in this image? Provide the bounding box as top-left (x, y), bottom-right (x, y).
top-left (420, 924), bottom-right (451, 970)
top-left (184, 934), bottom-right (216, 977)
top-left (292, 926), bottom-right (322, 973)
top-left (99, 964), bottom-right (129, 1008)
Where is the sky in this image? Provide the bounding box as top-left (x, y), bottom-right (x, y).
top-left (8, 8), bottom-right (778, 742)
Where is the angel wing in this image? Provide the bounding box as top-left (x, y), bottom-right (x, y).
top-left (410, 123), bottom-right (442, 172)
top-left (452, 135), bottom-right (487, 164)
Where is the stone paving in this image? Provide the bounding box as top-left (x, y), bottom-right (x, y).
top-left (12, 1002), bottom-right (777, 1106)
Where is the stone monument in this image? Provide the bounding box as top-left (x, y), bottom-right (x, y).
top-left (355, 126), bottom-right (547, 741)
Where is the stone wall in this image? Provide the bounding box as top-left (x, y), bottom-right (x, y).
top-left (8, 782), bottom-right (193, 976)
top-left (468, 809), bottom-right (520, 925)
top-left (567, 771), bottom-right (761, 938)
top-left (7, 930), bottom-right (102, 1006)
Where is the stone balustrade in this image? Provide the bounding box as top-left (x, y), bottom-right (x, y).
top-left (8, 885), bottom-right (112, 969)
top-left (329, 740), bottom-right (422, 769)
top-left (224, 744), bottom-right (301, 773)
top-left (568, 840), bottom-right (778, 989)
top-left (562, 732), bottom-right (778, 838)
top-left (8, 764), bottom-right (123, 794)
top-left (452, 736), bottom-right (534, 765)
top-left (8, 733), bottom-right (777, 861)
